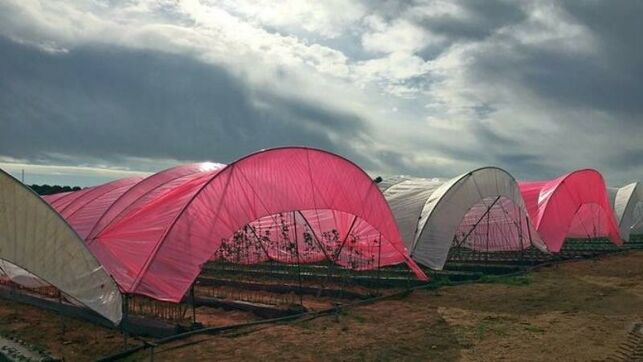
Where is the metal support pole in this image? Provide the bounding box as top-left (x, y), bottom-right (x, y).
top-left (190, 283), bottom-right (196, 325)
top-left (518, 207), bottom-right (524, 262)
top-left (456, 196), bottom-right (501, 249)
top-left (376, 232), bottom-right (382, 289)
top-left (122, 294), bottom-right (129, 347)
top-left (485, 209), bottom-right (490, 263)
top-left (334, 215), bottom-right (359, 260)
top-left (57, 290), bottom-right (66, 336)
top-left (293, 211), bottom-right (303, 306)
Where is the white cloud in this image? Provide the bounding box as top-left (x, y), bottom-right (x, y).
top-left (216, 0), bottom-right (366, 39)
top-left (361, 17), bottom-right (438, 54)
top-left (0, 0), bottom-right (640, 185)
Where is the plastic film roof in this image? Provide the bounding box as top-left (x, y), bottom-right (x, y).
top-left (0, 169), bottom-right (122, 324)
top-left (381, 167), bottom-right (541, 270)
top-left (519, 169), bottom-right (622, 252)
top-left (610, 182), bottom-right (642, 240)
top-left (45, 147), bottom-right (426, 302)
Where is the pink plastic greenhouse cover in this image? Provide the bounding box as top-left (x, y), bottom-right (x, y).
top-left (453, 196), bottom-right (540, 252)
top-left (45, 147), bottom-right (426, 301)
top-left (519, 169), bottom-right (622, 252)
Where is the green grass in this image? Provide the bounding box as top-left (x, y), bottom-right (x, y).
top-left (524, 324), bottom-right (545, 333)
top-left (473, 319), bottom-right (510, 339)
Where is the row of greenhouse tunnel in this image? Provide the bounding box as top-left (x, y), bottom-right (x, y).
top-left (0, 146), bottom-right (641, 326)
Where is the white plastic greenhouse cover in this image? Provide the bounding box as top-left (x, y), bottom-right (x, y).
top-left (0, 169), bottom-right (123, 324)
top-left (381, 167), bottom-right (545, 270)
top-left (612, 182), bottom-right (643, 240)
top-left (0, 260), bottom-right (49, 288)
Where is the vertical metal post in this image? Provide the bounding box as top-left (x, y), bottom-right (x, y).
top-left (526, 215), bottom-right (534, 262)
top-left (518, 207), bottom-right (524, 262)
top-left (122, 294), bottom-right (129, 347)
top-left (58, 290), bottom-right (66, 336)
top-left (485, 208), bottom-right (490, 263)
top-left (190, 283), bottom-right (196, 325)
top-left (376, 232), bottom-right (382, 285)
top-left (292, 211), bottom-right (303, 306)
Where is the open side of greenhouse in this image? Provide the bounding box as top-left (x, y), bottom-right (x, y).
top-left (0, 169), bottom-right (122, 324)
top-left (43, 147), bottom-right (426, 303)
top-left (380, 167), bottom-right (544, 270)
top-left (519, 169), bottom-right (623, 252)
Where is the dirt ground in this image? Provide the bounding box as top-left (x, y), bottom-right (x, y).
top-left (0, 300), bottom-right (127, 360)
top-left (0, 251), bottom-right (641, 361)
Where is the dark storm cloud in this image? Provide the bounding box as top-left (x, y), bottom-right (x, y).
top-left (410, 1), bottom-right (643, 181)
top-left (455, 0), bottom-right (643, 120)
top-left (417, 0), bottom-right (526, 42)
top-left (609, 148), bottom-right (643, 170)
top-left (373, 149), bottom-right (444, 177)
top-left (562, 1), bottom-right (643, 69)
top-left (0, 37), bottom-right (372, 168)
top-left (414, 0), bottom-right (525, 61)
top-left (432, 122), bottom-right (552, 178)
top-left (472, 44), bottom-right (643, 119)
top-left (0, 1), bottom-right (641, 184)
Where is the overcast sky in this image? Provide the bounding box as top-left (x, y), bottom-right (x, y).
top-left (0, 0), bottom-right (641, 186)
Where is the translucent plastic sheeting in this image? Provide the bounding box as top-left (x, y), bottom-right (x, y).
top-left (380, 177), bottom-right (443, 248)
top-left (610, 183), bottom-right (642, 240)
top-left (381, 167), bottom-right (542, 270)
top-left (567, 203), bottom-right (612, 239)
top-left (86, 163), bottom-right (223, 240)
top-left (454, 196), bottom-right (539, 252)
top-left (519, 169), bottom-right (622, 252)
top-left (47, 178), bottom-right (143, 240)
top-left (217, 209), bottom-right (403, 270)
top-left (57, 177), bottom-right (145, 220)
top-left (0, 169), bottom-right (122, 324)
top-left (377, 175), bottom-right (412, 192)
top-left (633, 205), bottom-right (643, 235)
top-left (47, 186), bottom-right (95, 210)
top-left (0, 259), bottom-right (85, 308)
top-left (51, 148), bottom-right (425, 302)
top-left (41, 191), bottom-right (73, 204)
top-left (0, 259), bottom-right (49, 288)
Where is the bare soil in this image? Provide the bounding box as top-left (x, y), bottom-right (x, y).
top-left (0, 251), bottom-right (640, 361)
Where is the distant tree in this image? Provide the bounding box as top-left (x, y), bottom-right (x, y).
top-left (29, 184), bottom-right (83, 196)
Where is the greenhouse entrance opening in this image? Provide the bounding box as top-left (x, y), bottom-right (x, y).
top-left (199, 209), bottom-right (422, 316)
top-left (564, 203), bottom-right (622, 256)
top-left (447, 196), bottom-right (540, 266)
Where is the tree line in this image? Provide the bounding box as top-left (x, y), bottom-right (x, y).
top-left (29, 184), bottom-right (82, 196)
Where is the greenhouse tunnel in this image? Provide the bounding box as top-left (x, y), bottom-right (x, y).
top-left (43, 147), bottom-right (427, 303)
top-left (379, 167), bottom-right (545, 270)
top-left (519, 169), bottom-right (623, 252)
